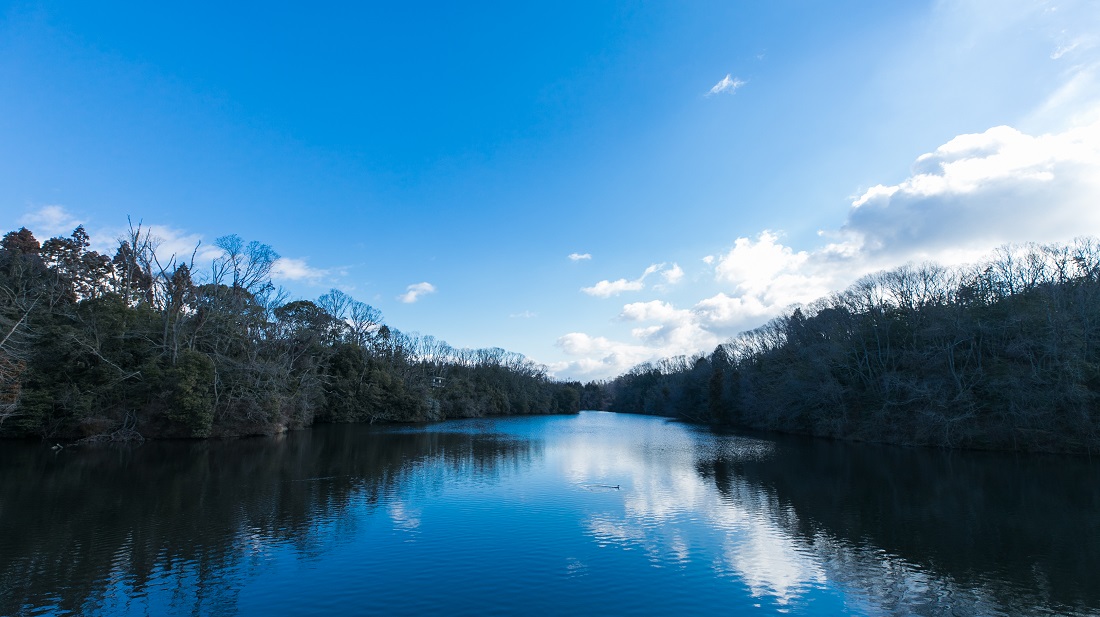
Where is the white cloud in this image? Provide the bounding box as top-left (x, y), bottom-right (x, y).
top-left (632, 320), bottom-right (716, 351)
top-left (581, 263), bottom-right (676, 298)
top-left (715, 231), bottom-right (806, 290)
top-left (18, 205), bottom-right (83, 238)
top-left (509, 310), bottom-right (537, 319)
top-left (611, 293), bottom-right (775, 358)
top-left (552, 300), bottom-right (724, 377)
top-left (620, 300), bottom-right (687, 323)
top-left (552, 333), bottom-right (654, 378)
top-left (714, 231), bottom-right (835, 308)
top-left (568, 252), bottom-right (592, 261)
top-left (689, 116), bottom-right (1099, 339)
top-left (844, 118), bottom-right (1100, 262)
top-left (694, 116), bottom-right (1100, 336)
top-left (559, 244), bottom-right (834, 378)
top-left (272, 257), bottom-right (327, 282)
top-left (692, 293), bottom-right (772, 328)
top-left (557, 332), bottom-right (618, 356)
top-left (708, 74), bottom-right (746, 96)
top-left (398, 282), bottom-right (436, 303)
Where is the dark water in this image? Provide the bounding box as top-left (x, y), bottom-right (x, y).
top-left (2, 412), bottom-right (1098, 616)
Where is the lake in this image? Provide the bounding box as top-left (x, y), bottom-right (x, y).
top-left (2, 411), bottom-right (1098, 616)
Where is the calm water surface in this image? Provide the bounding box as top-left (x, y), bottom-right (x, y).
top-left (2, 411), bottom-right (1098, 616)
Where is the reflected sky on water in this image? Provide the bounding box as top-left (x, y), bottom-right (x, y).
top-left (2, 411), bottom-right (1097, 616)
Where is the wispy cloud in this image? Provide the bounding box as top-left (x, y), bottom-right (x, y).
top-left (582, 263), bottom-right (672, 298)
top-left (1049, 28), bottom-right (1096, 61)
top-left (707, 74), bottom-right (746, 96)
top-left (568, 252), bottom-right (592, 261)
top-left (18, 205), bottom-right (83, 238)
top-left (510, 310), bottom-right (538, 319)
top-left (661, 263), bottom-right (684, 284)
top-left (1051, 41), bottom-right (1081, 60)
top-left (398, 282), bottom-right (437, 303)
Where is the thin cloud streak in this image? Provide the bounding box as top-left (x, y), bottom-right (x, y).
top-left (707, 74), bottom-right (746, 96)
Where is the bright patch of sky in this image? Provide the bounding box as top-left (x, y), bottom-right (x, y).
top-left (3, 0), bottom-right (1100, 380)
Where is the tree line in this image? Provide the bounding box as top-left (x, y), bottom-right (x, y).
top-left (605, 239), bottom-right (1100, 454)
top-left (0, 223), bottom-right (586, 440)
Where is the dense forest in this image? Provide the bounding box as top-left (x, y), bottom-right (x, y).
top-left (0, 224), bottom-right (592, 441)
top-left (606, 239), bottom-right (1100, 454)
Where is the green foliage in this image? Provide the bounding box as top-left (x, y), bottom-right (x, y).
top-left (162, 350), bottom-right (216, 437)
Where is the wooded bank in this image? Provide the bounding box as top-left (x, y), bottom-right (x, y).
top-left (0, 224), bottom-right (593, 440)
top-left (605, 239), bottom-right (1100, 454)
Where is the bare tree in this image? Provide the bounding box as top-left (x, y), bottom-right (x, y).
top-left (0, 289), bottom-right (34, 426)
top-left (212, 235), bottom-right (278, 295)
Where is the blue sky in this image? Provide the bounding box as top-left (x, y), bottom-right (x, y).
top-left (3, 0), bottom-right (1100, 380)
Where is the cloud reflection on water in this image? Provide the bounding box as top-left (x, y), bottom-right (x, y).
top-left (556, 413), bottom-right (826, 606)
top-left (551, 412), bottom-right (1083, 616)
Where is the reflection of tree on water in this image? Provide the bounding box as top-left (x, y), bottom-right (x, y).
top-left (699, 437), bottom-right (1100, 616)
top-left (566, 413), bottom-right (1098, 615)
top-left (0, 425), bottom-right (537, 616)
